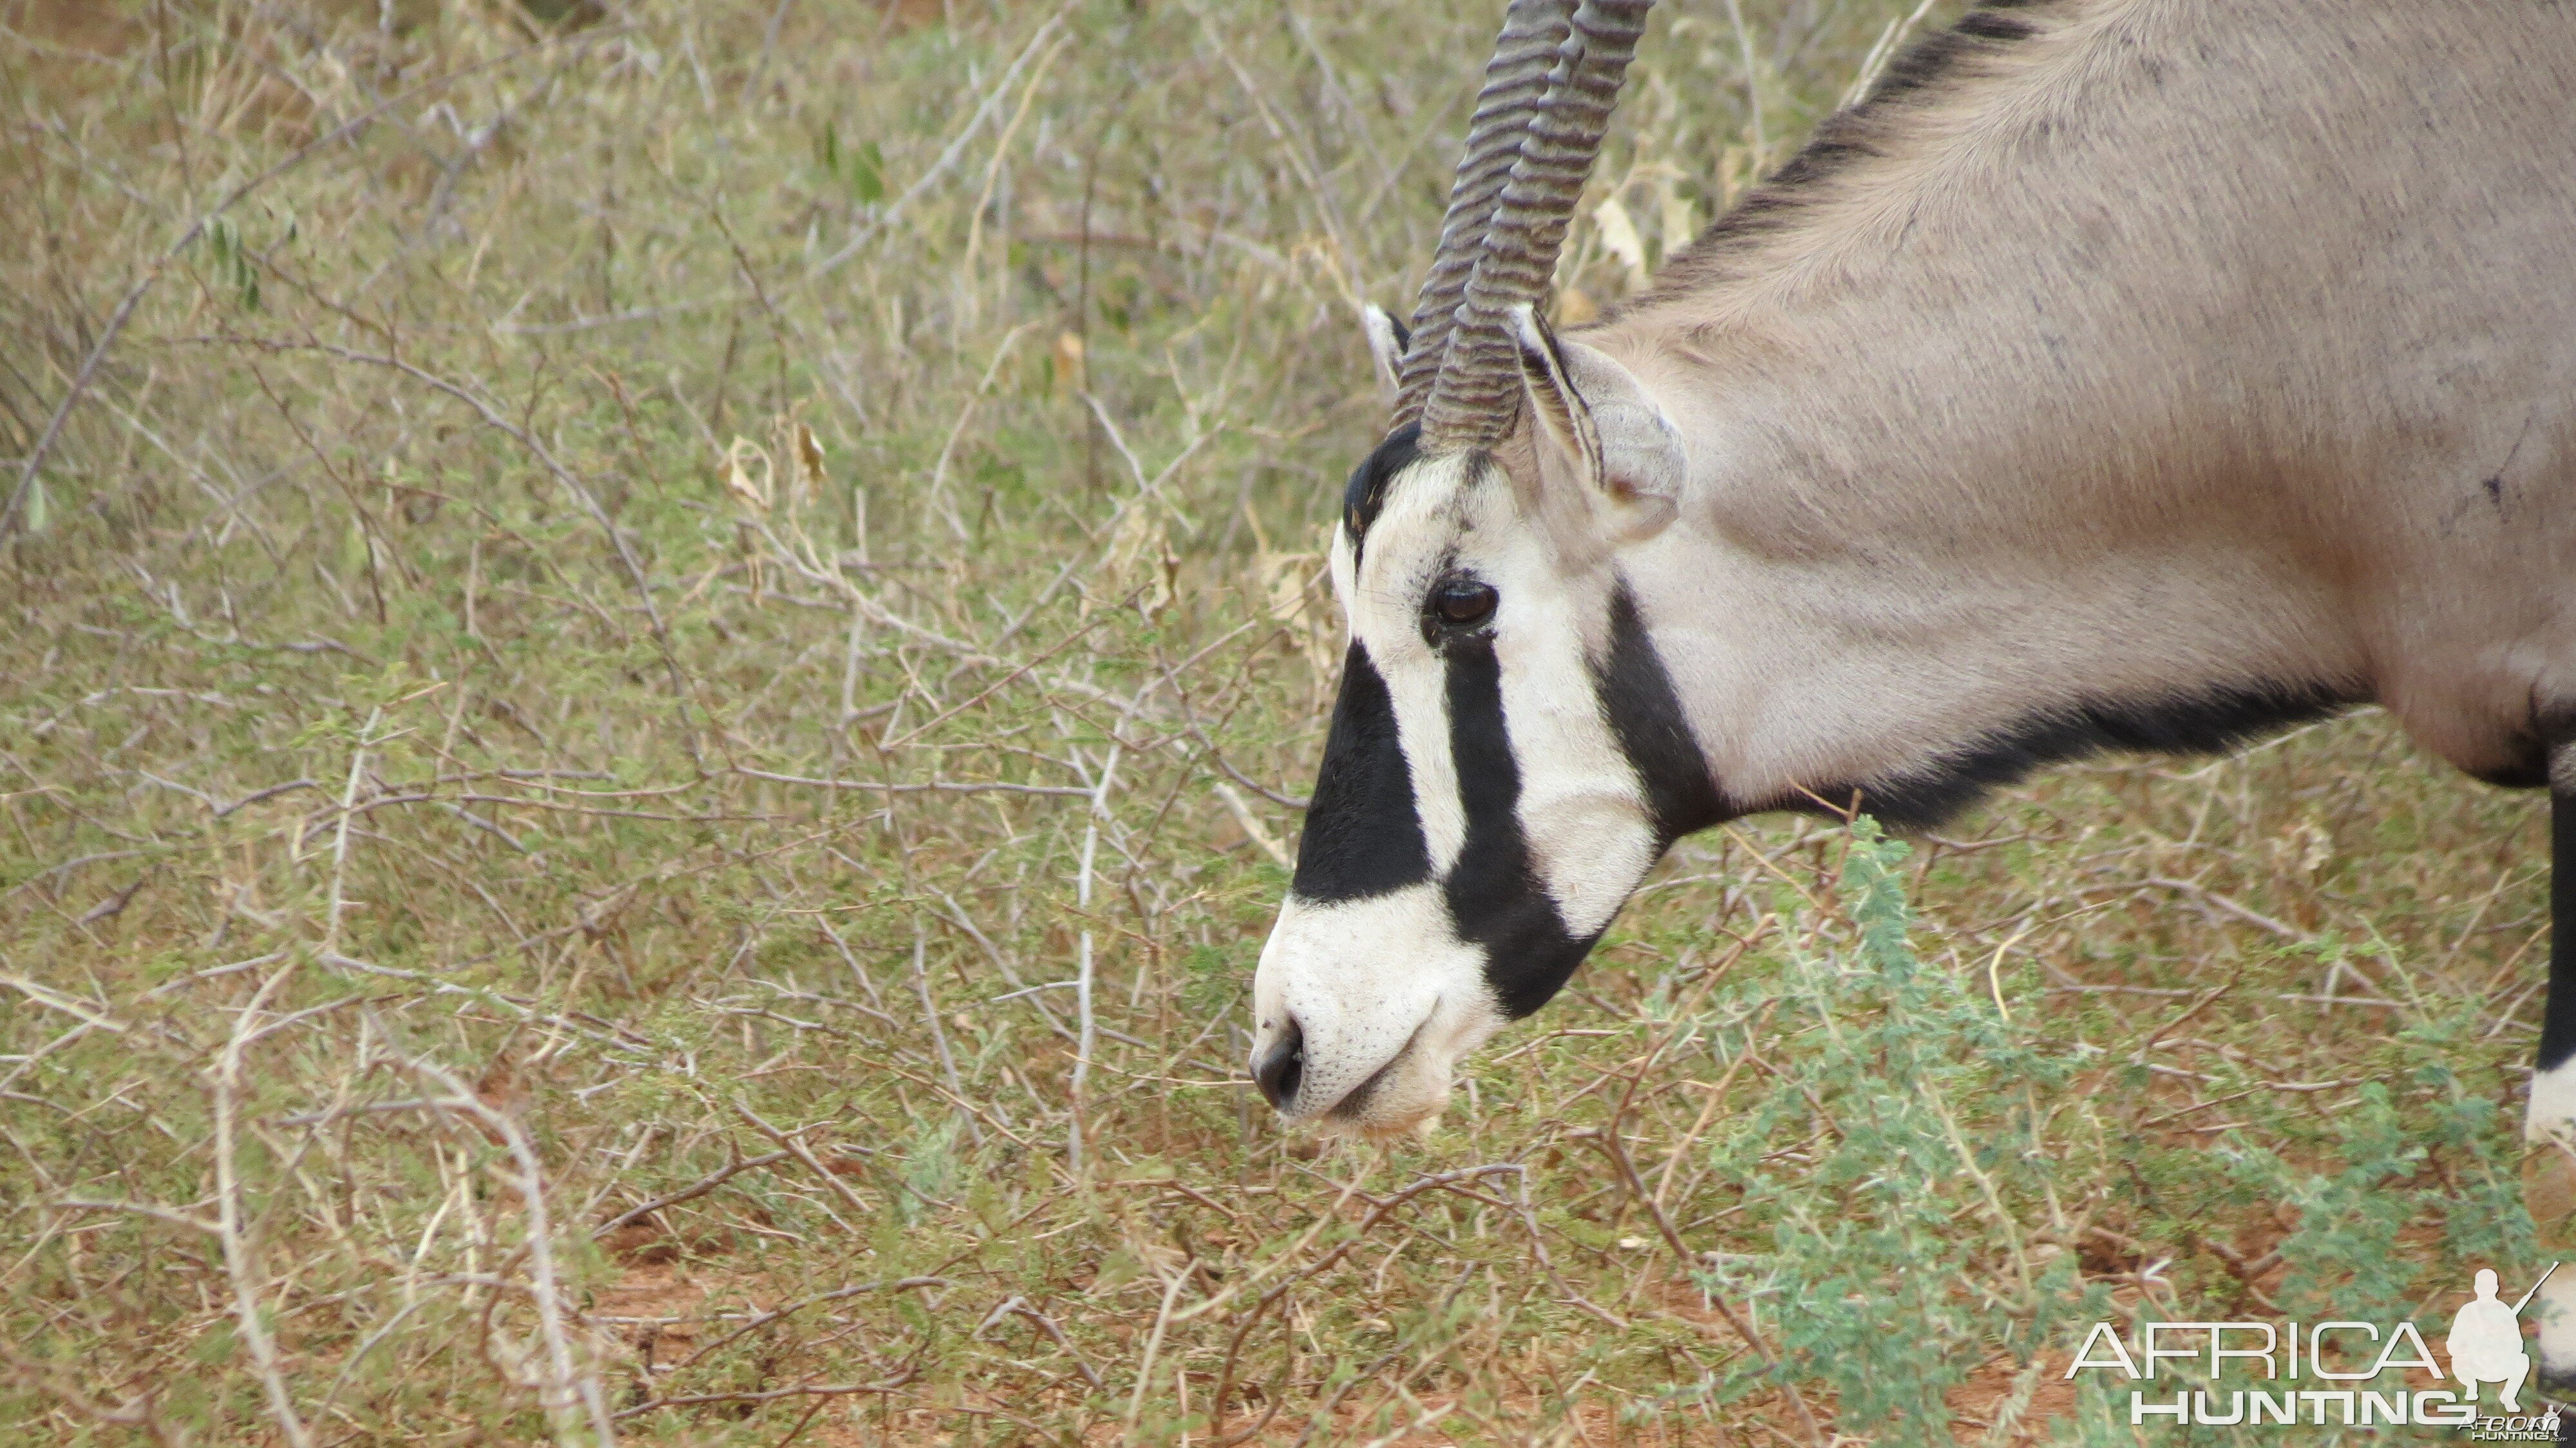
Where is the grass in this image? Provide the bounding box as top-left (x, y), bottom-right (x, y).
top-left (0, 0), bottom-right (2550, 1442)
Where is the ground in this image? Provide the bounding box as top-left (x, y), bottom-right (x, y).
top-left (0, 1), bottom-right (2549, 1443)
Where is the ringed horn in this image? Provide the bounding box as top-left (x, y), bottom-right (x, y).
top-left (1392, 0), bottom-right (1656, 451)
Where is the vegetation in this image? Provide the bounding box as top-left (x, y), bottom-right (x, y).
top-left (0, 1), bottom-right (2545, 1442)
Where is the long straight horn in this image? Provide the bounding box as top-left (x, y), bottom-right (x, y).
top-left (1417, 0), bottom-right (1654, 452)
top-left (1392, 0), bottom-right (1577, 428)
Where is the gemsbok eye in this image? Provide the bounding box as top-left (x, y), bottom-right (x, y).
top-left (1431, 578), bottom-right (1499, 628)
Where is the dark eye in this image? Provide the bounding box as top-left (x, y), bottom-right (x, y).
top-left (1430, 578), bottom-right (1498, 628)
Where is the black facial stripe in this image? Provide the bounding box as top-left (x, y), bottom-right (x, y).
top-left (1341, 424), bottom-right (1422, 567)
top-left (1291, 641), bottom-right (1433, 900)
top-left (1441, 636), bottom-right (1595, 1020)
top-left (1595, 580), bottom-right (1728, 847)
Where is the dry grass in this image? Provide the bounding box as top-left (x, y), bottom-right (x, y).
top-left (0, 1), bottom-right (2546, 1443)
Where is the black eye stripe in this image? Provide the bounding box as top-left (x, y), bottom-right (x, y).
top-left (1440, 635), bottom-right (1594, 1019)
top-left (1293, 575), bottom-right (1683, 1020)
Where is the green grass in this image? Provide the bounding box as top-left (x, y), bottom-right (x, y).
top-left (0, 1), bottom-right (2550, 1443)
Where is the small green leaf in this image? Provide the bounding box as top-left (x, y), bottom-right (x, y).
top-left (191, 1322), bottom-right (236, 1366)
top-left (851, 139), bottom-right (886, 204)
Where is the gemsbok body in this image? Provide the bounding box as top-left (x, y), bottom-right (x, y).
top-left (1246, 0), bottom-right (2576, 1386)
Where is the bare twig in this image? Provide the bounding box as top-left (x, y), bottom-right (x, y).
top-left (1, 33), bottom-right (601, 538)
top-left (212, 959), bottom-right (314, 1448)
top-left (591, 1149), bottom-right (794, 1242)
top-left (392, 1053), bottom-right (618, 1445)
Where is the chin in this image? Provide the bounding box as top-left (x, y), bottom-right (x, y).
top-left (1319, 1057), bottom-right (1456, 1139)
top-left (1353, 1111), bottom-right (1446, 1142)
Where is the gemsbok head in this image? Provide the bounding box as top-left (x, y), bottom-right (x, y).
top-left (1247, 0), bottom-right (2576, 1383)
top-left (1249, 0), bottom-right (1683, 1136)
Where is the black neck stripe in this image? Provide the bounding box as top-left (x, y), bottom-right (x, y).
top-left (1793, 680), bottom-right (2360, 830)
top-left (1595, 580), bottom-right (1728, 847)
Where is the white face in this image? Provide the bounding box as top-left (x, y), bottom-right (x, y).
top-left (1248, 438), bottom-right (1705, 1136)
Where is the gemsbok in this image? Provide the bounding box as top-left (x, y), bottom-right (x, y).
top-left (1245, 0), bottom-right (2576, 1387)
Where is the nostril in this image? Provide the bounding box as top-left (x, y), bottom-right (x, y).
top-left (1252, 1018), bottom-right (1305, 1111)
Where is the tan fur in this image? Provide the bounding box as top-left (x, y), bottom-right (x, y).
top-left (1575, 0), bottom-right (2576, 800)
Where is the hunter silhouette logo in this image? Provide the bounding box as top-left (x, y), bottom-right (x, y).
top-left (2062, 1263), bottom-right (2562, 1428)
top-left (2447, 1264), bottom-right (2547, 1412)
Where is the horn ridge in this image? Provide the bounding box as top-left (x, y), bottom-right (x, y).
top-left (1419, 0), bottom-right (1654, 452)
top-left (1391, 0), bottom-right (1576, 427)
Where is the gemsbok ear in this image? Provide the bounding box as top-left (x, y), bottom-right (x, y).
top-left (1511, 303), bottom-right (1605, 486)
top-left (1362, 305), bottom-right (1409, 406)
top-left (1511, 304), bottom-right (1683, 540)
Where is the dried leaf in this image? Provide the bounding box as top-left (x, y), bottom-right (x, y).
top-left (788, 421), bottom-right (826, 518)
top-left (1054, 330), bottom-right (1087, 397)
top-left (724, 437), bottom-right (773, 515)
top-left (1255, 549), bottom-right (1333, 678)
top-left (1658, 183), bottom-right (1696, 267)
top-left (1593, 195), bottom-right (1648, 292)
top-left (1100, 504), bottom-right (1173, 618)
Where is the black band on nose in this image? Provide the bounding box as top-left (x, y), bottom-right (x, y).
top-left (1292, 643), bottom-right (1432, 902)
top-left (1253, 1018), bottom-right (1305, 1111)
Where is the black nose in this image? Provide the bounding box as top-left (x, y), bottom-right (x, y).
top-left (1252, 1018), bottom-right (1304, 1112)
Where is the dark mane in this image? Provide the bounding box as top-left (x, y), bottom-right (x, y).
top-left (1613, 0), bottom-right (2060, 311)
